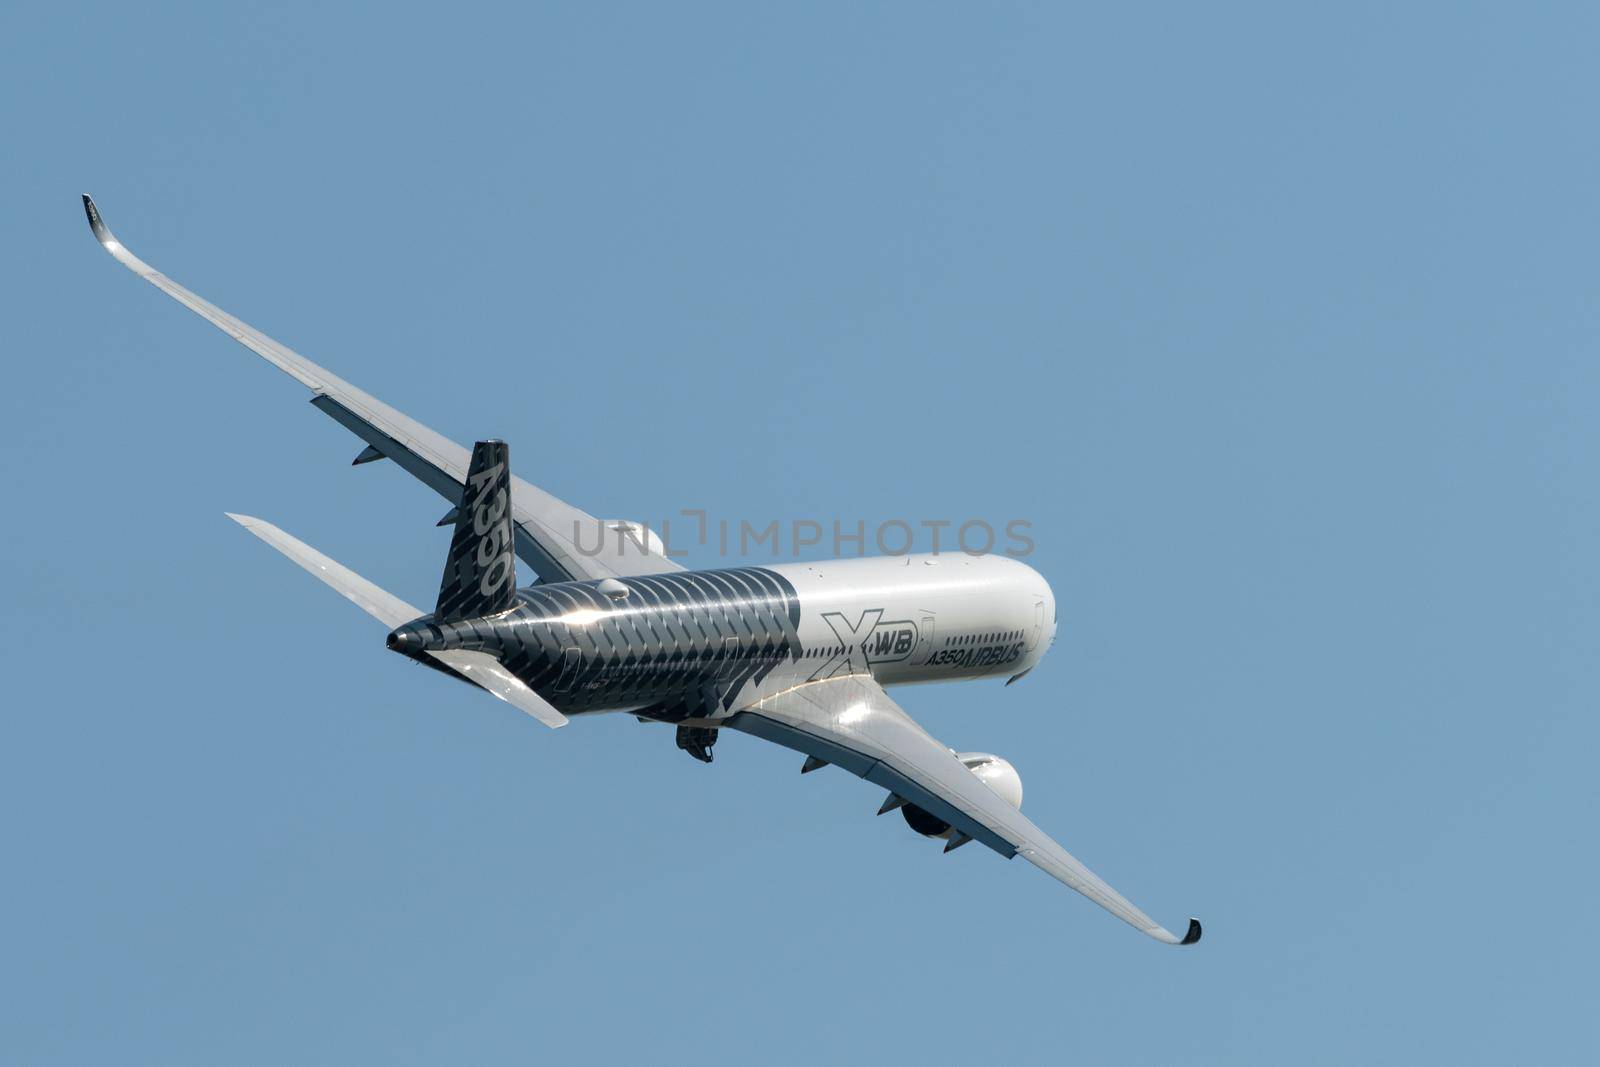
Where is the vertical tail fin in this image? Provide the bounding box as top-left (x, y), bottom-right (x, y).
top-left (436, 440), bottom-right (517, 621)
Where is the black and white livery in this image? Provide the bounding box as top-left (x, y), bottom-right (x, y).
top-left (83, 195), bottom-right (1201, 947)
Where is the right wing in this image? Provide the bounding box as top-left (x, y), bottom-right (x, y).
top-left (726, 674), bottom-right (1200, 945)
top-left (84, 195), bottom-right (680, 584)
top-left (227, 513), bottom-right (568, 729)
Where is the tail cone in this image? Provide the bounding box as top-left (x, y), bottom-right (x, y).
top-left (386, 622), bottom-right (433, 654)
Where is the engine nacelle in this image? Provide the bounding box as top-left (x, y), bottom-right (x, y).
top-left (958, 752), bottom-right (1023, 810)
top-left (600, 520), bottom-right (666, 557)
top-left (901, 803), bottom-right (953, 838)
top-left (900, 752), bottom-right (1023, 838)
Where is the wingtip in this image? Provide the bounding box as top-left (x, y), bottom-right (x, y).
top-left (1147, 916), bottom-right (1203, 946)
top-left (224, 512), bottom-right (260, 527)
top-left (81, 193), bottom-right (112, 245)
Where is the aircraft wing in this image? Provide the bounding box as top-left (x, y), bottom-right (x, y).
top-left (84, 195), bottom-right (680, 583)
top-left (724, 675), bottom-right (1201, 945)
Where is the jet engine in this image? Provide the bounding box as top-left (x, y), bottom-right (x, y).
top-left (600, 520), bottom-right (665, 557)
top-left (900, 753), bottom-right (1022, 839)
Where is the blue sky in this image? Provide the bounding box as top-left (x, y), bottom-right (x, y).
top-left (4, 2), bottom-right (1596, 1063)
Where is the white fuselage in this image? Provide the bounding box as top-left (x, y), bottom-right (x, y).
top-left (765, 553), bottom-right (1057, 692)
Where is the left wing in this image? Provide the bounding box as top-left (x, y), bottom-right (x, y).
top-left (724, 675), bottom-right (1201, 945)
top-left (83, 195), bottom-right (680, 583)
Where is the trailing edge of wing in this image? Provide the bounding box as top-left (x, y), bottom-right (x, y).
top-left (84, 194), bottom-right (681, 584)
top-left (226, 513), bottom-right (568, 729)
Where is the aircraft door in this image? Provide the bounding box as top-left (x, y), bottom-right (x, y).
top-left (554, 647), bottom-right (583, 692)
top-left (1026, 600), bottom-right (1045, 652)
top-left (916, 612), bottom-right (937, 664)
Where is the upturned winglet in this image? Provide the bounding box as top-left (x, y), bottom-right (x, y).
top-left (82, 194), bottom-right (112, 245)
top-left (1146, 916), bottom-right (1203, 946)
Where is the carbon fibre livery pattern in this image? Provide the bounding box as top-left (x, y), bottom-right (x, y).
top-left (435, 440), bottom-right (517, 621)
top-left (391, 567), bottom-right (804, 716)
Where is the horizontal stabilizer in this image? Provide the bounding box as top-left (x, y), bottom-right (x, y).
top-left (228, 513), bottom-right (420, 629)
top-left (226, 514), bottom-right (566, 728)
top-left (428, 650), bottom-right (568, 728)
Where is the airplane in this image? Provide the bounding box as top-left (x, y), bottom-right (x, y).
top-left (81, 194), bottom-right (1201, 947)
